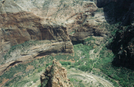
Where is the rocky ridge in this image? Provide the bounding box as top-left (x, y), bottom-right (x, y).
top-left (40, 59), bottom-right (73, 87)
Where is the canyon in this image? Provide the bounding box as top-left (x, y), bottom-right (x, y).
top-left (0, 0), bottom-right (134, 87)
top-left (0, 0), bottom-right (105, 74)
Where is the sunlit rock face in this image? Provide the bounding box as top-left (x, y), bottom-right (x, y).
top-left (0, 0), bottom-right (104, 74)
top-left (0, 0), bottom-right (96, 58)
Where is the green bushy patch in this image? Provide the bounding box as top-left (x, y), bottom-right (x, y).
top-left (60, 61), bottom-right (71, 65)
top-left (69, 78), bottom-right (85, 87)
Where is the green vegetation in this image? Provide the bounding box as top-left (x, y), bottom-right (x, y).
top-left (0, 54), bottom-right (74, 86)
top-left (96, 24), bottom-right (134, 87)
top-left (1, 21), bottom-right (134, 87)
top-left (46, 62), bottom-right (52, 67)
top-left (3, 40), bottom-right (41, 60)
top-left (69, 78), bottom-right (85, 87)
top-left (13, 80), bottom-right (29, 87)
top-left (60, 61), bottom-right (71, 65)
top-left (70, 23), bottom-right (134, 87)
top-left (38, 84), bottom-right (41, 87)
top-left (33, 78), bottom-right (38, 83)
top-left (72, 36), bottom-right (97, 72)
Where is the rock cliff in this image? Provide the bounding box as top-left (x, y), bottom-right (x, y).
top-left (0, 41), bottom-right (73, 75)
top-left (0, 0), bottom-right (108, 74)
top-left (0, 0), bottom-right (97, 60)
top-left (40, 59), bottom-right (73, 87)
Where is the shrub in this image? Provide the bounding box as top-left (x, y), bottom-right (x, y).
top-left (60, 61), bottom-right (71, 65)
top-left (33, 78), bottom-right (38, 83)
top-left (38, 84), bottom-right (41, 87)
top-left (78, 65), bottom-right (91, 71)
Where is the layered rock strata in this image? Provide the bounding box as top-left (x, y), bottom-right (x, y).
top-left (0, 0), bottom-right (98, 61)
top-left (0, 41), bottom-right (73, 75)
top-left (0, 0), bottom-right (108, 75)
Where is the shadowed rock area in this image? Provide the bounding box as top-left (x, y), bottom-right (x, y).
top-left (97, 0), bottom-right (134, 70)
top-left (97, 0), bottom-right (134, 25)
top-left (109, 26), bottom-right (134, 70)
top-left (40, 59), bottom-right (73, 87)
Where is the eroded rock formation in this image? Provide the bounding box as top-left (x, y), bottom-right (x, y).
top-left (0, 0), bottom-right (97, 61)
top-left (0, 0), bottom-right (107, 74)
top-left (0, 41), bottom-right (73, 75)
top-left (40, 59), bottom-right (73, 87)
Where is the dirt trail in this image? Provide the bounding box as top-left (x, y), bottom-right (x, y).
top-left (68, 68), bottom-right (114, 87)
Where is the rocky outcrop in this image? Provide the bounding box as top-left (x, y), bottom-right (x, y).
top-left (70, 23), bottom-right (107, 42)
top-left (67, 9), bottom-right (108, 42)
top-left (40, 59), bottom-right (73, 87)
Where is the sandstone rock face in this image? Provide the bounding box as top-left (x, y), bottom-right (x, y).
top-left (0, 0), bottom-right (107, 74)
top-left (0, 0), bottom-right (98, 60)
top-left (0, 41), bottom-right (73, 75)
top-left (66, 8), bottom-right (108, 42)
top-left (40, 59), bottom-right (73, 87)
top-left (69, 23), bottom-right (107, 42)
